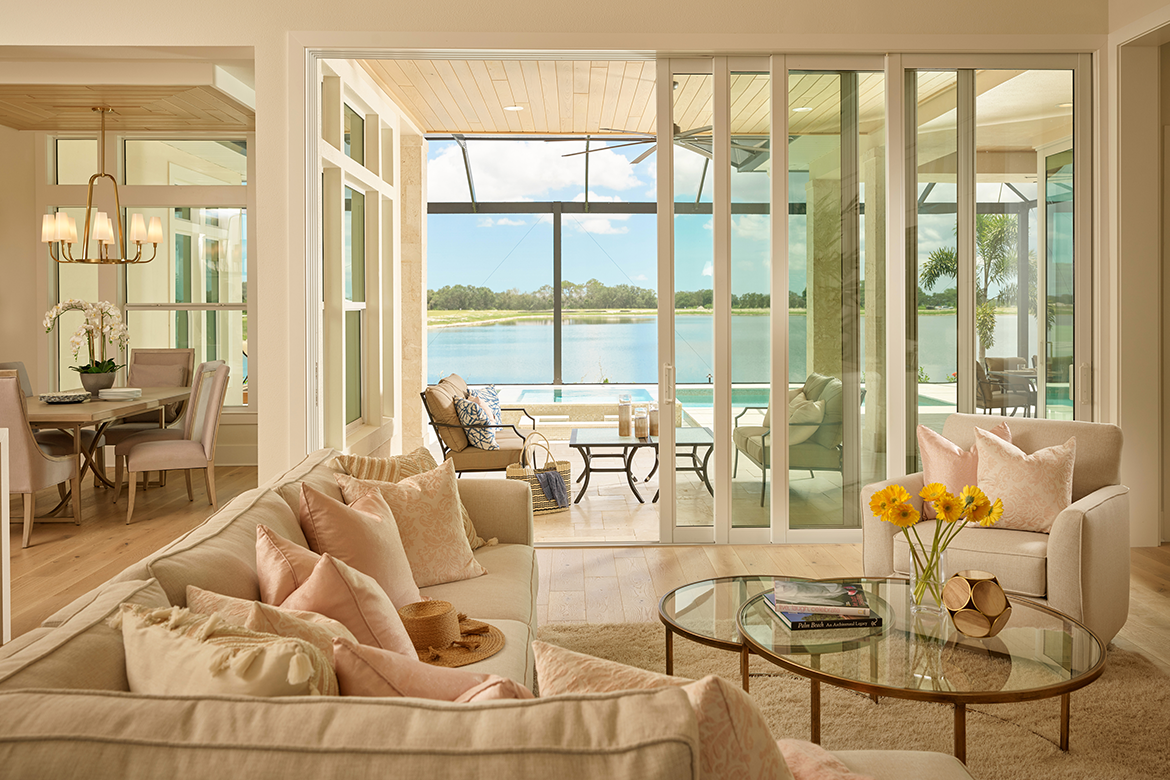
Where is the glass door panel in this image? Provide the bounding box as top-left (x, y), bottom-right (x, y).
top-left (909, 70), bottom-right (958, 468)
top-left (786, 70), bottom-right (882, 531)
top-left (729, 70), bottom-right (772, 529)
top-left (673, 71), bottom-right (715, 530)
top-left (1044, 148), bottom-right (1074, 419)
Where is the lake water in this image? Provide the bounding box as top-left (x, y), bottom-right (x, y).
top-left (426, 312), bottom-right (1047, 386)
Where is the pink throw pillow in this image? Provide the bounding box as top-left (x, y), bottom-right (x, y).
top-left (917, 422), bottom-right (1011, 519)
top-left (777, 740), bottom-right (875, 780)
top-left (279, 553), bottom-right (416, 657)
top-left (298, 483), bottom-right (422, 608)
top-left (256, 524), bottom-right (320, 605)
top-left (336, 460), bottom-right (486, 588)
top-left (532, 641), bottom-right (793, 780)
top-left (332, 638), bottom-right (534, 702)
top-left (975, 427), bottom-right (1076, 533)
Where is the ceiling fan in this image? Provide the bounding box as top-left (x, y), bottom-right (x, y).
top-left (562, 124), bottom-right (771, 171)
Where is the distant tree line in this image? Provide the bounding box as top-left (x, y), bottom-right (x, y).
top-left (428, 279), bottom-right (964, 312)
top-left (428, 280), bottom-right (784, 311)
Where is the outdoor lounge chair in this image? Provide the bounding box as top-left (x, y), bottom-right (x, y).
top-left (421, 373), bottom-right (536, 474)
top-left (732, 373), bottom-right (854, 505)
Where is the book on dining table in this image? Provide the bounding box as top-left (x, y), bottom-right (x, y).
top-left (771, 580), bottom-right (871, 616)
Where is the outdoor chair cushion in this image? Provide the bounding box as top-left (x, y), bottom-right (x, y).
top-left (455, 395), bottom-right (500, 450)
top-left (733, 426), bottom-right (769, 466)
top-left (425, 374), bottom-right (471, 453)
top-left (447, 427), bottom-right (526, 471)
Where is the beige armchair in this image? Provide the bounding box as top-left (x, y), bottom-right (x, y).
top-left (0, 371), bottom-right (81, 547)
top-left (861, 413), bottom-right (1129, 644)
top-left (421, 374), bottom-right (535, 474)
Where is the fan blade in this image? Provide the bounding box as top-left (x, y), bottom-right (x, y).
top-left (675, 125), bottom-right (713, 139)
top-left (561, 139), bottom-right (653, 158)
top-left (631, 146), bottom-right (657, 164)
top-left (600, 127), bottom-right (655, 136)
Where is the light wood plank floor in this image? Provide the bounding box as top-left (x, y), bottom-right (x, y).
top-left (8, 469), bottom-right (1170, 675)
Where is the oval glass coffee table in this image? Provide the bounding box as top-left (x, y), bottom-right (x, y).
top-left (737, 577), bottom-right (1106, 763)
top-left (658, 575), bottom-right (794, 692)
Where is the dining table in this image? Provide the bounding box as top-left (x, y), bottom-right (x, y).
top-left (26, 387), bottom-right (191, 492)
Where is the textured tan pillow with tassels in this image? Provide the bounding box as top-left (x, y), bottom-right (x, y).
top-left (333, 447), bottom-right (492, 549)
top-left (114, 603), bottom-right (338, 697)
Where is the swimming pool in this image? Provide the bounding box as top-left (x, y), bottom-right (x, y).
top-left (515, 387), bottom-right (656, 404)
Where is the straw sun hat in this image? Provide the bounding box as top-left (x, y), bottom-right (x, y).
top-left (397, 600), bottom-right (505, 668)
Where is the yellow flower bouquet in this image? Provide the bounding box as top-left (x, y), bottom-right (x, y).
top-left (870, 482), bottom-right (1004, 610)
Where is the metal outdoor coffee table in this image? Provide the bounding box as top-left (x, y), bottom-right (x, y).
top-left (569, 427), bottom-right (714, 504)
top-left (737, 577), bottom-right (1106, 762)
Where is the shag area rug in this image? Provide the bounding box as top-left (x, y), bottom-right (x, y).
top-left (537, 622), bottom-right (1170, 780)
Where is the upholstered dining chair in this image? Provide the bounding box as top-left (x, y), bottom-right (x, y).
top-left (0, 371), bottom-right (81, 547)
top-left (974, 361), bottom-right (1030, 417)
top-left (100, 348), bottom-right (197, 448)
top-left (861, 413), bottom-right (1129, 644)
top-left (115, 363), bottom-right (230, 524)
top-left (110, 360), bottom-right (224, 496)
top-left (0, 361), bottom-right (105, 478)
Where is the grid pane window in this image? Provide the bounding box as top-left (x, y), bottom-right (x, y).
top-left (344, 106), bottom-right (365, 166)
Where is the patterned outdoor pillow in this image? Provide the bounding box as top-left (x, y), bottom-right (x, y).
top-left (455, 395), bottom-right (499, 450)
top-left (475, 385), bottom-right (502, 420)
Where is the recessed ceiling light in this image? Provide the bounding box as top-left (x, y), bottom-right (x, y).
top-left (792, 106), bottom-right (813, 113)
top-left (1057, 102), bottom-right (1073, 108)
top-left (503, 105), bottom-right (525, 112)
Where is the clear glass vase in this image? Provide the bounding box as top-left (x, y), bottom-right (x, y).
top-left (910, 548), bottom-right (947, 615)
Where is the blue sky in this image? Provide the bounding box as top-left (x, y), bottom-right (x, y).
top-left (426, 139), bottom-right (1049, 299)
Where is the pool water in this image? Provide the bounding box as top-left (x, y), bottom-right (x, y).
top-left (516, 388), bottom-right (656, 404)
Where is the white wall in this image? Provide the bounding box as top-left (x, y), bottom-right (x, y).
top-left (0, 126), bottom-right (42, 384)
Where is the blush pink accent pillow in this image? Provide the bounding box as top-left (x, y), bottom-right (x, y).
top-left (532, 641), bottom-right (794, 780)
top-left (279, 553), bottom-right (416, 657)
top-left (975, 427), bottom-right (1076, 533)
top-left (777, 740), bottom-right (875, 780)
top-left (917, 422), bottom-right (1011, 518)
top-left (336, 460), bottom-right (486, 588)
top-left (332, 638), bottom-right (534, 702)
top-left (298, 483), bottom-right (422, 608)
top-left (256, 524), bottom-right (320, 606)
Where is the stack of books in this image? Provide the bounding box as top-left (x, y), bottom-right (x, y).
top-left (98, 388), bottom-right (143, 401)
top-left (763, 580), bottom-right (882, 631)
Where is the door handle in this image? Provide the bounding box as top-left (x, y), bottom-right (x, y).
top-left (663, 364), bottom-right (675, 404)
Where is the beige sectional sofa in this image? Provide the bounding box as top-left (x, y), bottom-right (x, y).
top-left (0, 448), bottom-right (973, 779)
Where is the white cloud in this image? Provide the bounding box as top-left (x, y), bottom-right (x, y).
top-left (428, 140), bottom-right (643, 202)
top-left (566, 192), bottom-right (632, 235)
top-left (631, 273), bottom-right (649, 282)
top-left (476, 217), bottom-right (527, 228)
top-left (702, 260), bottom-right (713, 277)
top-left (732, 214), bottom-right (769, 241)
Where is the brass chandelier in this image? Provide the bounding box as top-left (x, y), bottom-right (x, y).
top-left (41, 107), bottom-right (162, 264)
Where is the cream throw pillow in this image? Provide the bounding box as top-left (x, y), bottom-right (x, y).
top-left (975, 427), bottom-right (1076, 533)
top-left (334, 448), bottom-right (490, 549)
top-left (116, 603), bottom-right (337, 697)
top-left (185, 585), bottom-right (357, 661)
top-left (336, 460), bottom-right (487, 588)
top-left (788, 397), bottom-right (825, 446)
top-left (532, 641), bottom-right (794, 780)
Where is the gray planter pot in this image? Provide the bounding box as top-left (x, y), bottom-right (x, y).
top-left (79, 371), bottom-right (117, 398)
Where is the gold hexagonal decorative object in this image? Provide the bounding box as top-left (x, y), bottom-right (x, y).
top-left (943, 570), bottom-right (1012, 638)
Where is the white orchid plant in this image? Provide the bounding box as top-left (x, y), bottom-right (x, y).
top-left (43, 299), bottom-right (129, 374)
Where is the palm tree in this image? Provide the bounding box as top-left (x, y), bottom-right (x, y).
top-left (920, 214), bottom-right (1032, 361)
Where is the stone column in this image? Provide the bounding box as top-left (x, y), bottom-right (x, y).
top-left (805, 150), bottom-right (842, 379)
top-left (862, 142), bottom-right (886, 454)
top-left (401, 133), bottom-right (428, 452)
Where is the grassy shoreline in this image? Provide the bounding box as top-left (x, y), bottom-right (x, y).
top-left (427, 307), bottom-right (974, 327)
